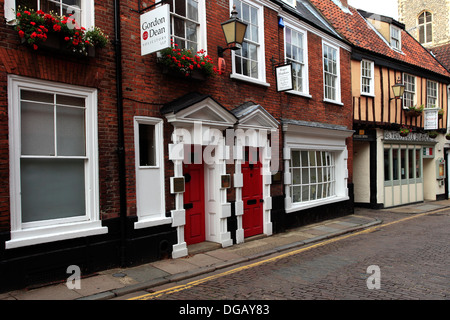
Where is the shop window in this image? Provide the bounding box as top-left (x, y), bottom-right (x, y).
top-left (290, 150), bottom-right (336, 204)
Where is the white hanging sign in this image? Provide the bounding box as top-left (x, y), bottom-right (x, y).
top-left (140, 4), bottom-right (171, 56)
top-left (424, 108), bottom-right (438, 130)
top-left (275, 64), bottom-right (293, 92)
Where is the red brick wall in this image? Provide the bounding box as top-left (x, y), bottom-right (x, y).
top-left (0, 0), bottom-right (353, 231)
top-left (0, 0), bottom-right (120, 232)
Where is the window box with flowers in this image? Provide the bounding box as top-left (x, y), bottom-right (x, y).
top-left (157, 42), bottom-right (219, 81)
top-left (14, 7), bottom-right (108, 57)
top-left (428, 131), bottom-right (438, 139)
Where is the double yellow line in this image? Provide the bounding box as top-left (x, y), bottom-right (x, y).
top-left (129, 208), bottom-right (447, 300)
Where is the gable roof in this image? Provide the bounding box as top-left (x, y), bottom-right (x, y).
top-left (307, 0), bottom-right (450, 80)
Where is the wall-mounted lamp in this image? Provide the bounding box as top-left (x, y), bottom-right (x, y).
top-left (218, 6), bottom-right (248, 57)
top-left (390, 77), bottom-right (405, 101)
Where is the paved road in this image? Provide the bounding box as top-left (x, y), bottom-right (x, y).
top-left (133, 208), bottom-right (449, 301)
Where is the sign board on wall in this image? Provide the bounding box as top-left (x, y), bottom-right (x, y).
top-left (424, 108), bottom-right (438, 130)
top-left (140, 4), bottom-right (171, 56)
top-left (275, 64), bottom-right (293, 92)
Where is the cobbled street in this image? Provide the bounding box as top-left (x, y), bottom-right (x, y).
top-left (144, 208), bottom-right (450, 300)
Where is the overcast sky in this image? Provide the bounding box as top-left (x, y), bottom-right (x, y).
top-left (348, 0), bottom-right (399, 20)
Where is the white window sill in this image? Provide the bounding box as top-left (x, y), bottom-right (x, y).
top-left (361, 92), bottom-right (375, 98)
top-left (285, 195), bottom-right (349, 213)
top-left (286, 90), bottom-right (312, 99)
top-left (230, 73), bottom-right (270, 87)
top-left (134, 216), bottom-right (172, 229)
top-left (6, 220), bottom-right (108, 249)
top-left (323, 99), bottom-right (344, 106)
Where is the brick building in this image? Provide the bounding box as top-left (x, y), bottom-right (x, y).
top-left (0, 0), bottom-right (354, 291)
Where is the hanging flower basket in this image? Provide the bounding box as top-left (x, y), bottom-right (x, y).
top-left (404, 105), bottom-right (424, 117)
top-left (445, 133), bottom-right (450, 140)
top-left (399, 126), bottom-right (410, 137)
top-left (438, 109), bottom-right (444, 119)
top-left (428, 131), bottom-right (438, 139)
top-left (14, 7), bottom-right (108, 56)
top-left (157, 41), bottom-right (219, 80)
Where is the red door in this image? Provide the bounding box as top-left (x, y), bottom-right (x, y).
top-left (242, 148), bottom-right (263, 238)
top-left (183, 163), bottom-right (205, 245)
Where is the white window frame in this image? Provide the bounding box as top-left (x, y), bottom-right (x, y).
top-left (284, 23), bottom-right (310, 97)
top-left (361, 59), bottom-right (374, 96)
top-left (322, 40), bottom-right (341, 104)
top-left (162, 0), bottom-right (207, 53)
top-left (230, 0), bottom-right (268, 87)
top-left (390, 25), bottom-right (402, 51)
top-left (5, 0), bottom-right (94, 28)
top-left (6, 75), bottom-right (106, 249)
top-left (403, 73), bottom-right (416, 109)
top-left (133, 116), bottom-right (170, 229)
top-left (289, 150), bottom-right (336, 204)
top-left (426, 80), bottom-right (438, 108)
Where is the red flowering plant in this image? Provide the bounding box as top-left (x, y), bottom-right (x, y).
top-left (158, 41), bottom-right (219, 78)
top-left (14, 7), bottom-right (108, 55)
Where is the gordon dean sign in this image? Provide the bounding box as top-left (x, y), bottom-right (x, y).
top-left (141, 4), bottom-right (170, 56)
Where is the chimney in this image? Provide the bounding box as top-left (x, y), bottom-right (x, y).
top-left (340, 0), bottom-right (348, 7)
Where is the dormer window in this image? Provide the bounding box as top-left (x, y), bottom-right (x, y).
top-left (390, 25), bottom-right (401, 51)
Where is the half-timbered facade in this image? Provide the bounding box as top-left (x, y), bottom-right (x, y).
top-left (310, 0), bottom-right (450, 208)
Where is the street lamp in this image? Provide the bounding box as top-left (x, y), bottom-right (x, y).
top-left (390, 77), bottom-right (406, 100)
top-left (218, 6), bottom-right (248, 57)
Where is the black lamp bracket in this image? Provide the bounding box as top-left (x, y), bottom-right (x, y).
top-left (218, 45), bottom-right (240, 58)
top-left (131, 0), bottom-right (170, 14)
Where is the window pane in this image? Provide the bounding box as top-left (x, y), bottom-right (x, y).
top-left (139, 124), bottom-right (156, 166)
top-left (17, 0), bottom-right (38, 10)
top-left (292, 151), bottom-right (300, 167)
top-left (21, 158), bottom-right (85, 223)
top-left (393, 149), bottom-right (399, 180)
top-left (384, 149), bottom-right (391, 181)
top-left (57, 106), bottom-right (86, 156)
top-left (408, 149), bottom-right (414, 179)
top-left (175, 0), bottom-right (186, 16)
top-left (21, 101), bottom-right (55, 156)
top-left (187, 0), bottom-right (198, 21)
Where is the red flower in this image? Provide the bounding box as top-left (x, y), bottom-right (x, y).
top-left (30, 21), bottom-right (36, 26)
top-left (33, 44), bottom-right (38, 50)
top-left (53, 24), bottom-right (61, 32)
top-left (18, 30), bottom-right (25, 38)
top-left (64, 36), bottom-right (70, 41)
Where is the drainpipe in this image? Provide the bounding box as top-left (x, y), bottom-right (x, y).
top-left (113, 0), bottom-right (127, 267)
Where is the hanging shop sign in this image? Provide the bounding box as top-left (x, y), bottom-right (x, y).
top-left (275, 64), bottom-right (293, 92)
top-left (140, 4), bottom-right (170, 56)
top-left (424, 108), bottom-right (438, 130)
